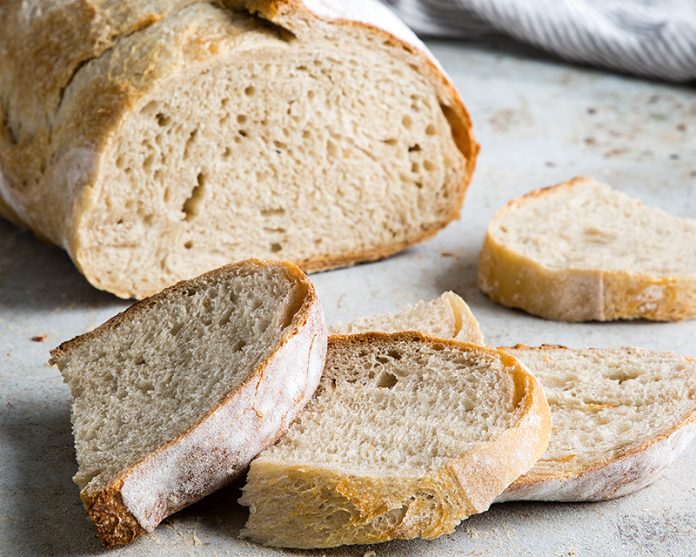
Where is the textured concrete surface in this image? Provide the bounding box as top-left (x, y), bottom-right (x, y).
top-left (1, 40), bottom-right (695, 557)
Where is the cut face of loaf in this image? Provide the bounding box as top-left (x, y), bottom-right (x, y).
top-left (329, 291), bottom-right (484, 343)
top-left (479, 177), bottom-right (696, 321)
top-left (497, 346), bottom-right (696, 502)
top-left (0, 0), bottom-right (477, 299)
top-left (239, 333), bottom-right (550, 548)
top-left (50, 260), bottom-right (327, 548)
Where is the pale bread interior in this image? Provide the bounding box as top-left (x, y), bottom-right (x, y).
top-left (52, 262), bottom-right (307, 494)
top-left (329, 291), bottom-right (483, 343)
top-left (76, 4), bottom-right (466, 296)
top-left (508, 347), bottom-right (696, 480)
top-left (489, 178), bottom-right (696, 274)
top-left (251, 336), bottom-right (523, 477)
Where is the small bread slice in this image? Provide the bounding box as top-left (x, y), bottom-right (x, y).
top-left (479, 177), bottom-right (696, 321)
top-left (329, 291), bottom-right (484, 343)
top-left (50, 260), bottom-right (327, 548)
top-left (342, 298), bottom-right (696, 502)
top-left (239, 333), bottom-right (550, 548)
top-left (497, 345), bottom-right (696, 502)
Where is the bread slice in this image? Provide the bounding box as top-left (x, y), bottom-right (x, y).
top-left (239, 332), bottom-right (550, 548)
top-left (339, 297), bottom-right (696, 502)
top-left (0, 0), bottom-right (477, 299)
top-left (329, 291), bottom-right (484, 343)
top-left (496, 345), bottom-right (696, 502)
top-left (479, 176), bottom-right (696, 321)
top-left (50, 260), bottom-right (327, 548)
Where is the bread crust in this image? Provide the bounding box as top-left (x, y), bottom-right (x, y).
top-left (51, 259), bottom-right (327, 548)
top-left (497, 345), bottom-right (696, 502)
top-left (478, 176), bottom-right (696, 322)
top-left (0, 0), bottom-right (478, 299)
top-left (240, 333), bottom-right (550, 548)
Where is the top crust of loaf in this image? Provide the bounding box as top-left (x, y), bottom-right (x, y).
top-left (240, 332), bottom-right (550, 548)
top-left (479, 176), bottom-right (696, 321)
top-left (0, 0), bottom-right (478, 299)
top-left (51, 259), bottom-right (327, 547)
top-left (498, 344), bottom-right (696, 502)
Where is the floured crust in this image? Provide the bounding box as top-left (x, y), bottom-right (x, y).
top-left (497, 345), bottom-right (696, 502)
top-left (50, 259), bottom-right (328, 547)
top-left (478, 177), bottom-right (696, 322)
top-left (240, 333), bottom-right (550, 548)
top-left (0, 0), bottom-right (477, 299)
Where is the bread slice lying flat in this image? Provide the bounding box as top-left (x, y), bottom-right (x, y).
top-left (329, 291), bottom-right (484, 343)
top-left (479, 177), bottom-right (696, 321)
top-left (50, 260), bottom-right (327, 548)
top-left (343, 296), bottom-right (696, 502)
top-left (497, 345), bottom-right (696, 502)
top-left (0, 0), bottom-right (477, 299)
top-left (240, 333), bottom-right (550, 548)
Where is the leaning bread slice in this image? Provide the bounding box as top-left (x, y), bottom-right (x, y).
top-left (496, 345), bottom-right (696, 502)
top-left (50, 260), bottom-right (326, 548)
top-left (0, 0), bottom-right (477, 299)
top-left (479, 177), bottom-right (696, 321)
top-left (329, 291), bottom-right (484, 343)
top-left (239, 333), bottom-right (550, 548)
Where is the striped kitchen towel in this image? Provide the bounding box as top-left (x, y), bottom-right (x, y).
top-left (383, 0), bottom-right (696, 82)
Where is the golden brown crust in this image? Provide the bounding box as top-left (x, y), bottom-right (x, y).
top-left (240, 333), bottom-right (550, 548)
top-left (478, 177), bottom-right (696, 322)
top-left (52, 258), bottom-right (326, 547)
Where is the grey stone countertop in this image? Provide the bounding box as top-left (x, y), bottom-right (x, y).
top-left (1, 39), bottom-right (695, 557)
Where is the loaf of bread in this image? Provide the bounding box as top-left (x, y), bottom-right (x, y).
top-left (50, 260), bottom-right (326, 547)
top-left (240, 333), bottom-right (550, 548)
top-left (0, 0), bottom-right (477, 299)
top-left (479, 177), bottom-right (696, 321)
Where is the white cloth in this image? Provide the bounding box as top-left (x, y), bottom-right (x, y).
top-left (383, 0), bottom-right (696, 82)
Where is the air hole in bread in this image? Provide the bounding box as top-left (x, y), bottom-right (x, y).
top-left (183, 129), bottom-right (198, 159)
top-left (237, 114), bottom-right (247, 124)
top-left (607, 370), bottom-right (640, 384)
top-left (184, 240), bottom-right (193, 250)
top-left (425, 124), bottom-right (436, 136)
top-left (156, 113), bottom-right (171, 127)
top-left (402, 115), bottom-right (413, 129)
top-left (423, 160), bottom-right (435, 172)
top-left (376, 371), bottom-right (399, 389)
top-left (182, 172), bottom-right (206, 221)
top-left (270, 243), bottom-right (282, 253)
top-left (244, 85), bottom-right (256, 96)
top-left (408, 144), bottom-right (421, 152)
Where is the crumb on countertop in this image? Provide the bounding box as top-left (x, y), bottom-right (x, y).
top-left (31, 335), bottom-right (47, 342)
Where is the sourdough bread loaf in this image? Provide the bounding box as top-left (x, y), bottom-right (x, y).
top-left (0, 0), bottom-right (477, 298)
top-left (50, 260), bottom-right (326, 547)
top-left (479, 177), bottom-right (696, 321)
top-left (239, 332), bottom-right (550, 548)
